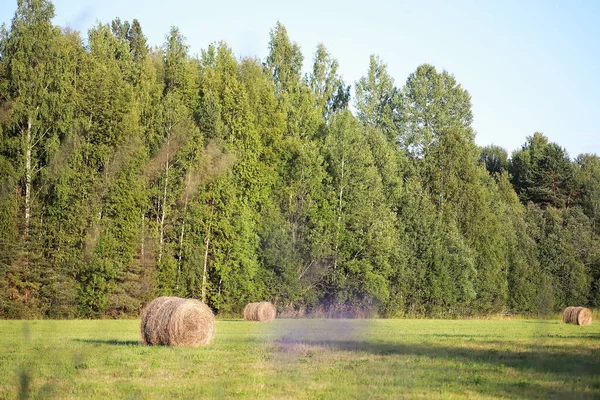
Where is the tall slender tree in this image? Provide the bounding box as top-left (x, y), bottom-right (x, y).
top-left (355, 55), bottom-right (398, 141)
top-left (309, 43), bottom-right (350, 120)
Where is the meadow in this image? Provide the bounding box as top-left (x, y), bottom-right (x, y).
top-left (0, 318), bottom-right (599, 399)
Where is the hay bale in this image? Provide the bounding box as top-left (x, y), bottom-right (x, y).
top-left (140, 296), bottom-right (215, 346)
top-left (570, 307), bottom-right (583, 324)
top-left (243, 302), bottom-right (258, 321)
top-left (576, 307), bottom-right (593, 326)
top-left (255, 302), bottom-right (276, 321)
top-left (562, 306), bottom-right (575, 323)
top-left (562, 306), bottom-right (593, 326)
top-left (243, 302), bottom-right (276, 322)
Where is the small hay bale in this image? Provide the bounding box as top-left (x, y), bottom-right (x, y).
top-left (562, 306), bottom-right (593, 326)
top-left (243, 302), bottom-right (258, 321)
top-left (243, 302), bottom-right (276, 322)
top-left (140, 296), bottom-right (215, 346)
top-left (576, 307), bottom-right (593, 326)
top-left (570, 307), bottom-right (582, 324)
top-left (562, 306), bottom-right (574, 323)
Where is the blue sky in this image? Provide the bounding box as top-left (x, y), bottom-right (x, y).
top-left (2, 0), bottom-right (599, 157)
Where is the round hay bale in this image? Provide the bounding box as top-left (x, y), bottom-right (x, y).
top-left (564, 306), bottom-right (579, 325)
top-left (168, 299), bottom-right (216, 346)
top-left (243, 302), bottom-right (276, 322)
top-left (576, 307), bottom-right (592, 326)
top-left (140, 296), bottom-right (215, 346)
top-left (562, 306), bottom-right (574, 323)
top-left (257, 302), bottom-right (277, 321)
top-left (243, 303), bottom-right (258, 321)
top-left (571, 307), bottom-right (584, 325)
top-left (563, 306), bottom-right (593, 326)
top-left (572, 307), bottom-right (583, 324)
top-left (140, 296), bottom-right (174, 345)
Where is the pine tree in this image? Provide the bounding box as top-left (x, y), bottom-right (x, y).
top-left (509, 133), bottom-right (577, 208)
top-left (575, 154), bottom-right (600, 232)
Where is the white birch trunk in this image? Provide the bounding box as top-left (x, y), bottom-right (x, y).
top-left (334, 155), bottom-right (344, 270)
top-left (176, 173), bottom-right (191, 288)
top-left (24, 117), bottom-right (32, 238)
top-left (158, 135), bottom-right (170, 264)
top-left (201, 222), bottom-right (211, 303)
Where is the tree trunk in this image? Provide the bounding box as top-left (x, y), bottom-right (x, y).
top-left (158, 136), bottom-right (170, 264)
top-left (176, 173), bottom-right (191, 289)
top-left (140, 212), bottom-right (145, 267)
top-left (334, 155), bottom-right (345, 271)
top-left (24, 117), bottom-right (32, 239)
top-left (201, 221), bottom-right (211, 303)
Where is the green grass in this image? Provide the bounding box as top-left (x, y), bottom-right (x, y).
top-left (0, 318), bottom-right (599, 399)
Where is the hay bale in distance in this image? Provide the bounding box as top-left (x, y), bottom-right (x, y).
top-left (243, 302), bottom-right (276, 321)
top-left (562, 306), bottom-right (593, 326)
top-left (562, 306), bottom-right (575, 324)
top-left (140, 296), bottom-right (215, 346)
top-left (570, 307), bottom-right (582, 324)
top-left (243, 302), bottom-right (258, 321)
top-left (576, 307), bottom-right (593, 326)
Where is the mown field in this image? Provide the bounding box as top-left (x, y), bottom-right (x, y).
top-left (0, 318), bottom-right (599, 399)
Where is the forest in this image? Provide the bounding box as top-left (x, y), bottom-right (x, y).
top-left (0, 0), bottom-right (599, 319)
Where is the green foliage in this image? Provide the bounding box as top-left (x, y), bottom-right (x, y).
top-left (509, 133), bottom-right (576, 208)
top-left (575, 153), bottom-right (600, 233)
top-left (480, 144), bottom-right (508, 177)
top-left (265, 22), bottom-right (303, 96)
top-left (0, 3), bottom-right (599, 318)
top-left (535, 206), bottom-right (593, 308)
top-left (354, 55), bottom-right (398, 141)
top-left (309, 43), bottom-right (350, 119)
top-left (0, 155), bottom-right (19, 317)
top-left (323, 111), bottom-right (399, 312)
top-left (497, 173), bottom-right (541, 314)
top-left (398, 64), bottom-right (473, 158)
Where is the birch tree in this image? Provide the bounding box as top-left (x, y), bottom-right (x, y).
top-left (1, 0), bottom-right (69, 240)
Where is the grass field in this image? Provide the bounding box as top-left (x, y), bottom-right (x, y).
top-left (0, 318), bottom-right (599, 399)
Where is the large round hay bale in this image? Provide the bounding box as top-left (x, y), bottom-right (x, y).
top-left (243, 302), bottom-right (276, 322)
top-left (562, 306), bottom-right (593, 326)
top-left (140, 296), bottom-right (215, 346)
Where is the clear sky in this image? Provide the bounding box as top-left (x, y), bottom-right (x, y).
top-left (1, 0), bottom-right (599, 157)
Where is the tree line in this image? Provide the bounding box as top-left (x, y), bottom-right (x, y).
top-left (0, 0), bottom-right (598, 318)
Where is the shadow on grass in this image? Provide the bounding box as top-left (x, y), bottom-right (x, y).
top-left (277, 337), bottom-right (600, 377)
top-left (419, 332), bottom-right (600, 340)
top-left (274, 337), bottom-right (600, 398)
top-left (522, 320), bottom-right (561, 324)
top-left (73, 339), bottom-right (142, 346)
top-left (417, 333), bottom-right (498, 339)
top-left (533, 333), bottom-right (600, 339)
